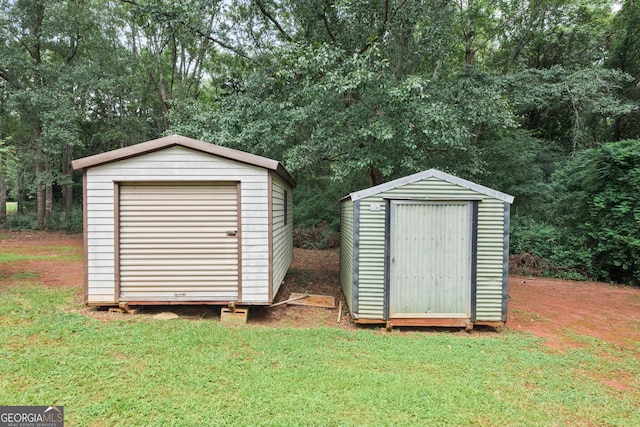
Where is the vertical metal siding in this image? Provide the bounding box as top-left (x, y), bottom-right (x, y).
top-left (352, 200), bottom-right (361, 316)
top-left (470, 201), bottom-right (479, 322)
top-left (340, 200), bottom-right (354, 314)
top-left (502, 202), bottom-right (511, 322)
top-left (475, 198), bottom-right (506, 321)
top-left (388, 201), bottom-right (472, 318)
top-left (356, 177), bottom-right (506, 320)
top-left (119, 182), bottom-right (239, 301)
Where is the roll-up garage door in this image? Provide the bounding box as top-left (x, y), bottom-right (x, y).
top-left (118, 182), bottom-right (239, 302)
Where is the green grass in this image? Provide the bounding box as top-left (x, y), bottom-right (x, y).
top-left (5, 202), bottom-right (17, 214)
top-left (0, 271), bottom-right (39, 280)
top-left (0, 253), bottom-right (52, 263)
top-left (0, 286), bottom-right (638, 426)
top-left (0, 246), bottom-right (82, 264)
top-left (39, 245), bottom-right (84, 261)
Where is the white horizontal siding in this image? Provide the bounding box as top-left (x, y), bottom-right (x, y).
top-left (87, 218), bottom-right (114, 226)
top-left (271, 173), bottom-right (294, 301)
top-left (87, 265), bottom-right (114, 274)
top-left (243, 224), bottom-right (269, 233)
top-left (85, 145), bottom-right (271, 304)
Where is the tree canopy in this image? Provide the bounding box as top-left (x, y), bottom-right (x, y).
top-left (1, 0), bottom-right (639, 284)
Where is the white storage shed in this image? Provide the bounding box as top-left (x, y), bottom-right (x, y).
top-left (72, 135), bottom-right (295, 306)
top-left (340, 169), bottom-right (514, 329)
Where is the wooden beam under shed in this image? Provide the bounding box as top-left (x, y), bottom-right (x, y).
top-left (387, 318), bottom-right (472, 328)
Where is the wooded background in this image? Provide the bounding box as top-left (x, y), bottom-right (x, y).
top-left (1, 0), bottom-right (639, 285)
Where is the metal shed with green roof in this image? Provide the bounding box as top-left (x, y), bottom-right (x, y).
top-left (340, 169), bottom-right (514, 329)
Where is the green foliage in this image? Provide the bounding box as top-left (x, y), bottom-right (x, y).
top-left (519, 0), bottom-right (614, 70)
top-left (476, 131), bottom-right (551, 220)
top-left (2, 201), bottom-right (83, 232)
top-left (2, 0), bottom-right (640, 278)
top-left (47, 203), bottom-right (83, 233)
top-left (510, 216), bottom-right (561, 259)
top-left (510, 216), bottom-right (590, 279)
top-left (607, 0), bottom-right (640, 141)
top-left (171, 46), bottom-right (519, 186)
top-left (505, 66), bottom-right (637, 152)
top-left (511, 139), bottom-right (640, 284)
top-left (5, 212), bottom-right (37, 230)
top-left (551, 139), bottom-right (640, 285)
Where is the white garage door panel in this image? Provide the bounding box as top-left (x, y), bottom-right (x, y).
top-left (119, 182), bottom-right (239, 301)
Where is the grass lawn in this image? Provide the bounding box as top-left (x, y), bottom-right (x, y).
top-left (5, 202), bottom-right (17, 214)
top-left (0, 285), bottom-right (638, 426)
top-left (0, 247), bottom-right (82, 264)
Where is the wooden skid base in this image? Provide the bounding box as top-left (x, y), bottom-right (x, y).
top-left (474, 321), bottom-right (505, 328)
top-left (389, 318), bottom-right (472, 328)
top-left (356, 318), bottom-right (478, 331)
top-left (353, 318), bottom-right (387, 325)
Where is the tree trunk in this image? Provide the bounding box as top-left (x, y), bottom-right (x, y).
top-left (464, 16), bottom-right (475, 66)
top-left (63, 184), bottom-right (73, 223)
top-left (461, 0), bottom-right (476, 67)
top-left (0, 101), bottom-right (6, 224)
top-left (34, 121), bottom-right (46, 228)
top-left (367, 166), bottom-right (384, 187)
top-left (0, 154), bottom-right (6, 224)
top-left (502, 4), bottom-right (542, 75)
top-left (17, 168), bottom-right (24, 215)
top-left (62, 142), bottom-right (74, 224)
top-left (36, 161), bottom-right (46, 229)
top-left (45, 176), bottom-right (52, 229)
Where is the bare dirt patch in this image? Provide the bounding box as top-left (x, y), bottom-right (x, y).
top-left (2, 230), bottom-right (640, 351)
top-left (0, 229), bottom-right (83, 249)
top-left (508, 275), bottom-right (640, 351)
top-left (249, 248), bottom-right (356, 329)
top-left (0, 230), bottom-right (84, 289)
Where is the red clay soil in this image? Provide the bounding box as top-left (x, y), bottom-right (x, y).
top-left (2, 230), bottom-right (640, 352)
top-left (508, 275), bottom-right (640, 351)
top-left (0, 230), bottom-right (84, 289)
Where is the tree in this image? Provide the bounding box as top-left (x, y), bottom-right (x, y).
top-left (551, 139), bottom-right (640, 285)
top-left (0, 0), bottom-right (97, 227)
top-left (172, 1), bottom-right (518, 180)
top-left (505, 66), bottom-right (637, 154)
top-left (607, 0), bottom-right (640, 140)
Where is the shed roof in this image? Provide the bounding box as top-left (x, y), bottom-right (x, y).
top-left (71, 134), bottom-right (296, 187)
top-left (344, 169), bottom-right (514, 204)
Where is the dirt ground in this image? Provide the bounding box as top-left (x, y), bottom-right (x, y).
top-left (2, 230), bottom-right (640, 353)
